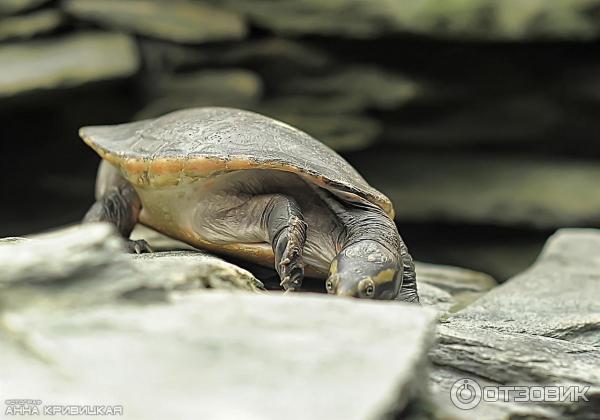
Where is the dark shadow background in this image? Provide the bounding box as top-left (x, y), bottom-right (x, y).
top-left (4, 0), bottom-right (600, 281)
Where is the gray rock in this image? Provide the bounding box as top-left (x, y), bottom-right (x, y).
top-left (139, 38), bottom-right (333, 75)
top-left (385, 94), bottom-right (561, 146)
top-left (137, 69), bottom-right (263, 119)
top-left (215, 38), bottom-right (332, 74)
top-left (280, 67), bottom-right (420, 112)
top-left (0, 0), bottom-right (50, 15)
top-left (1, 290), bottom-right (437, 419)
top-left (0, 237), bottom-right (29, 244)
top-left (415, 263), bottom-right (497, 313)
top-left (215, 0), bottom-right (391, 38)
top-left (353, 152), bottom-right (600, 228)
top-left (255, 106), bottom-right (381, 151)
top-left (130, 224), bottom-right (196, 251)
top-left (428, 228), bottom-right (600, 419)
top-left (64, 0), bottom-right (246, 43)
top-left (428, 366), bottom-right (563, 419)
top-left (0, 32), bottom-right (139, 98)
top-left (452, 229), bottom-right (600, 345)
top-left (215, 0), bottom-right (600, 40)
top-left (433, 322), bottom-right (600, 386)
top-left (416, 282), bottom-right (455, 314)
top-left (0, 9), bottom-right (64, 41)
top-left (0, 223), bottom-right (125, 287)
top-left (430, 322), bottom-right (600, 419)
top-left (416, 262), bottom-right (497, 295)
top-left (129, 251), bottom-right (264, 294)
top-left (0, 223), bottom-right (263, 310)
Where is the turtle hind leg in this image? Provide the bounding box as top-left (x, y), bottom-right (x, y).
top-left (83, 182), bottom-right (152, 254)
top-left (263, 195), bottom-right (307, 292)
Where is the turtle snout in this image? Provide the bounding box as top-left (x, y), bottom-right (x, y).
top-left (328, 276), bottom-right (376, 299)
top-left (334, 283), bottom-right (356, 297)
top-left (335, 278), bottom-right (376, 299)
top-left (326, 273), bottom-right (358, 297)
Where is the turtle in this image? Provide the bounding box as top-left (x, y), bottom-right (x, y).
top-left (81, 107), bottom-right (418, 302)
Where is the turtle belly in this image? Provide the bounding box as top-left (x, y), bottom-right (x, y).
top-left (135, 170), bottom-right (341, 277)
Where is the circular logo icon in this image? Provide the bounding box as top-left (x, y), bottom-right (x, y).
top-left (450, 378), bottom-right (482, 410)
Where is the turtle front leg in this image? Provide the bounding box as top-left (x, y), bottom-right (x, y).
top-left (83, 182), bottom-right (152, 254)
top-left (263, 194), bottom-right (307, 292)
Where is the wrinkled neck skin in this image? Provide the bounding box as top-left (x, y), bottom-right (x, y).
top-left (336, 202), bottom-right (418, 302)
top-left (339, 204), bottom-right (401, 258)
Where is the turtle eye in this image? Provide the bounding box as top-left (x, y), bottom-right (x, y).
top-left (359, 278), bottom-right (375, 298)
top-left (325, 275), bottom-right (338, 293)
top-left (325, 279), bottom-right (334, 293)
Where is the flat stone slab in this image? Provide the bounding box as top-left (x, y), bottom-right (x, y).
top-left (452, 228), bottom-right (600, 344)
top-left (217, 0), bottom-right (600, 40)
top-left (0, 31), bottom-right (139, 98)
top-left (137, 69), bottom-right (263, 119)
top-left (280, 66), bottom-right (420, 112)
top-left (428, 228), bottom-right (600, 418)
top-left (0, 223), bottom-right (263, 310)
top-left (1, 291), bottom-right (436, 419)
top-left (63, 0), bottom-right (246, 43)
top-left (254, 105), bottom-right (381, 151)
top-left (1, 223), bottom-right (437, 419)
top-left (0, 9), bottom-right (64, 41)
top-left (415, 262), bottom-right (496, 313)
top-left (0, 0), bottom-right (50, 15)
top-left (354, 153), bottom-right (600, 228)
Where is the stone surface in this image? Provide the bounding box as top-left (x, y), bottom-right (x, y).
top-left (353, 152), bottom-right (600, 228)
top-left (0, 9), bottom-right (64, 41)
top-left (1, 283), bottom-right (437, 419)
top-left (137, 69), bottom-right (263, 119)
top-left (139, 38), bottom-right (332, 75)
top-left (256, 105), bottom-right (381, 151)
top-left (279, 67), bottom-right (420, 112)
top-left (0, 31), bottom-right (139, 98)
top-left (0, 223), bottom-right (264, 310)
top-left (385, 94), bottom-right (561, 146)
top-left (216, 0), bottom-right (600, 40)
top-left (130, 224), bottom-right (196, 251)
top-left (414, 282), bottom-right (455, 314)
top-left (64, 0), bottom-right (246, 43)
top-left (415, 262), bottom-right (496, 313)
top-left (452, 229), bottom-right (600, 345)
top-left (428, 228), bottom-right (600, 419)
top-left (430, 324), bottom-right (600, 419)
top-left (0, 0), bottom-right (50, 15)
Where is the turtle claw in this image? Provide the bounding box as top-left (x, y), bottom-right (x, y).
top-left (270, 209), bottom-right (306, 292)
top-left (126, 239), bottom-right (153, 254)
top-left (280, 275), bottom-right (291, 287)
top-left (278, 242), bottom-right (304, 291)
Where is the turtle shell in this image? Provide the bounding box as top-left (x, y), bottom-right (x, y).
top-left (80, 107), bottom-right (394, 218)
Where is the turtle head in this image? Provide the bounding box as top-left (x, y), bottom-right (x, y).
top-left (325, 240), bottom-right (402, 300)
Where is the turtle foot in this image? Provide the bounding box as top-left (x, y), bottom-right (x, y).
top-left (275, 216), bottom-right (306, 292)
top-left (126, 239), bottom-right (153, 254)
